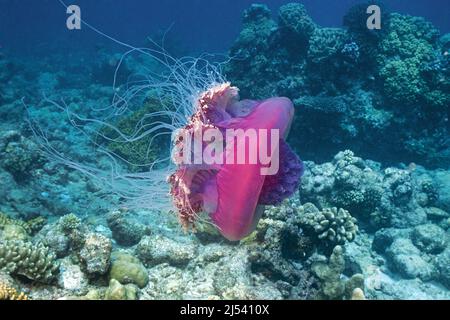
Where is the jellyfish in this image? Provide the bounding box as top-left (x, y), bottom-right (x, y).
top-left (26, 3), bottom-right (303, 240)
top-left (168, 83), bottom-right (303, 240)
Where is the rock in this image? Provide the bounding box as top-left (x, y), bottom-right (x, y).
top-left (412, 224), bottom-right (447, 254)
top-left (105, 279), bottom-right (138, 300)
top-left (366, 274), bottom-right (450, 300)
top-left (136, 234), bottom-right (197, 267)
top-left (390, 207), bottom-right (427, 228)
top-left (109, 252), bottom-right (148, 288)
top-left (58, 259), bottom-right (89, 295)
top-left (345, 233), bottom-right (380, 275)
top-left (195, 243), bottom-right (229, 263)
top-left (84, 289), bottom-right (104, 300)
top-left (213, 248), bottom-right (252, 294)
top-left (386, 238), bottom-right (436, 281)
top-left (424, 207), bottom-right (449, 221)
top-left (372, 228), bottom-right (411, 253)
top-left (434, 248), bottom-right (450, 289)
top-left (79, 233), bottom-right (112, 275)
top-left (107, 210), bottom-right (150, 246)
top-left (36, 225), bottom-right (70, 258)
top-left (434, 170), bottom-right (450, 212)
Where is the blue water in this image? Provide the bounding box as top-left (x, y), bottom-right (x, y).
top-left (1, 0), bottom-right (449, 54)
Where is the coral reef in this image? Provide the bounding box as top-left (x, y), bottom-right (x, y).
top-left (0, 212), bottom-right (45, 237)
top-left (226, 3), bottom-right (450, 167)
top-left (299, 150), bottom-right (444, 231)
top-left (377, 13), bottom-right (441, 106)
top-left (99, 96), bottom-right (171, 172)
top-left (36, 214), bottom-right (87, 257)
top-left (0, 2), bottom-right (448, 301)
top-left (278, 3), bottom-right (316, 54)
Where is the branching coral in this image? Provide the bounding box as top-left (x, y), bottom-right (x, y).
top-left (0, 240), bottom-right (59, 283)
top-left (296, 203), bottom-right (358, 246)
top-left (264, 196), bottom-right (358, 249)
top-left (58, 213), bottom-right (81, 233)
top-left (56, 213), bottom-right (86, 251)
top-left (0, 281), bottom-right (28, 300)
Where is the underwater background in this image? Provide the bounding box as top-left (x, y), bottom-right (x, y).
top-left (0, 0), bottom-right (449, 300)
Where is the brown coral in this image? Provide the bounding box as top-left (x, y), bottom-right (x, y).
top-left (0, 212), bottom-right (46, 235)
top-left (0, 282), bottom-right (28, 300)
